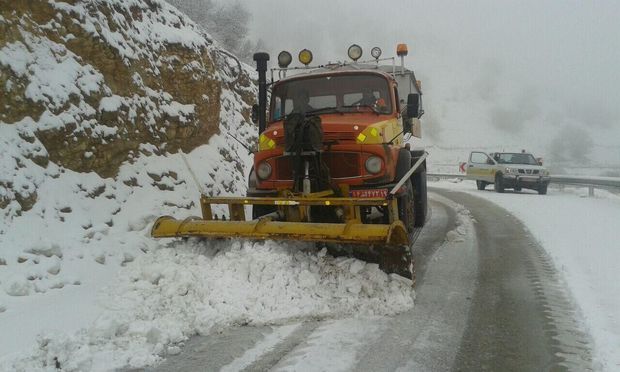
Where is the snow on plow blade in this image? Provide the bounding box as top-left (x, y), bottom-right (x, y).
top-left (151, 194), bottom-right (414, 279)
top-left (151, 216), bottom-right (409, 246)
top-left (151, 194), bottom-right (410, 246)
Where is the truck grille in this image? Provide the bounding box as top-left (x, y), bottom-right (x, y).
top-left (274, 153), bottom-right (361, 180)
top-left (324, 152), bottom-right (360, 178)
top-left (517, 169), bottom-right (539, 175)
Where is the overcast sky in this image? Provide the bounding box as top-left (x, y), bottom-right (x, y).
top-left (243, 0), bottom-right (620, 163)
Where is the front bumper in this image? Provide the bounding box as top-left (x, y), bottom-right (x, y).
top-left (502, 175), bottom-right (550, 189)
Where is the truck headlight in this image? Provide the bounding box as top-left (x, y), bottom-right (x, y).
top-left (257, 162), bottom-right (272, 180)
top-left (365, 156), bottom-right (383, 174)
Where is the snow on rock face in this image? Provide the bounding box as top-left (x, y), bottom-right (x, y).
top-left (1, 0), bottom-right (262, 364)
top-left (0, 95), bottom-right (257, 367)
top-left (0, 0), bottom-right (256, 217)
top-left (0, 0), bottom-right (254, 181)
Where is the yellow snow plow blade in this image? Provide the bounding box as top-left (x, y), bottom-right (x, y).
top-left (151, 194), bottom-right (409, 247)
top-left (151, 216), bottom-right (408, 246)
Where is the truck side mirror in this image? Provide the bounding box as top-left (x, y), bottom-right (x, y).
top-left (407, 93), bottom-right (420, 118)
top-left (251, 104), bottom-right (259, 124)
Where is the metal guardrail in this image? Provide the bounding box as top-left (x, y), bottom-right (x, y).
top-left (427, 173), bottom-right (620, 197)
top-left (427, 173), bottom-right (465, 181)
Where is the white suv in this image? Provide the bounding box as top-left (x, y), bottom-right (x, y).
top-left (466, 151), bottom-right (550, 194)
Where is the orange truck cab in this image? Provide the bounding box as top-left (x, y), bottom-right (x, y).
top-left (248, 45), bottom-right (428, 228)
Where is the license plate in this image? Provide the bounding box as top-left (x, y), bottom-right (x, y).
top-left (350, 188), bottom-right (388, 198)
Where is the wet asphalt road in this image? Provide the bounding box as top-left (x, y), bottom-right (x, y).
top-left (437, 189), bottom-right (592, 372)
top-left (138, 189), bottom-right (592, 372)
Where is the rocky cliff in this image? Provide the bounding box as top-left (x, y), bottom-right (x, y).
top-left (0, 0), bottom-right (256, 216)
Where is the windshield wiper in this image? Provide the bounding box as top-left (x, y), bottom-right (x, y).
top-left (305, 106), bottom-right (342, 115)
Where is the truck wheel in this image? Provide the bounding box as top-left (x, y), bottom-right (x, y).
top-left (248, 167), bottom-right (277, 219)
top-left (476, 180), bottom-right (487, 190)
top-left (538, 184), bottom-right (548, 195)
top-left (252, 205), bottom-right (276, 219)
top-left (412, 166), bottom-right (427, 227)
top-left (494, 174), bottom-right (505, 193)
top-left (514, 186), bottom-right (522, 192)
top-left (398, 179), bottom-right (415, 235)
top-left (396, 149), bottom-right (412, 180)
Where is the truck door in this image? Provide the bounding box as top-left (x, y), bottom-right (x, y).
top-left (467, 151), bottom-right (495, 182)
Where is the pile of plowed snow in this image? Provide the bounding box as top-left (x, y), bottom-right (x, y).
top-left (5, 240), bottom-right (413, 371)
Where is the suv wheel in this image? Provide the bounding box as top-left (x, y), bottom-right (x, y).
top-left (538, 184), bottom-right (548, 195)
top-left (476, 180), bottom-right (487, 190)
top-left (494, 173), bottom-right (505, 193)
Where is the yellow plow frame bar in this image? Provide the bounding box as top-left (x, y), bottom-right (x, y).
top-left (151, 192), bottom-right (410, 247)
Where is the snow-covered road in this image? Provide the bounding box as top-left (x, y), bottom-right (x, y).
top-left (2, 181), bottom-right (618, 371)
top-left (146, 190), bottom-right (595, 372)
top-left (433, 180), bottom-right (620, 371)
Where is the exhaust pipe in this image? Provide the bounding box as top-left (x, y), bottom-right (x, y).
top-left (253, 52), bottom-right (270, 133)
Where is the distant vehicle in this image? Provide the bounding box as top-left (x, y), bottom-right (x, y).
top-left (466, 151), bottom-right (550, 194)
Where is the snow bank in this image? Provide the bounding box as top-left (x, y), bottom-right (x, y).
top-left (2, 239), bottom-right (412, 371)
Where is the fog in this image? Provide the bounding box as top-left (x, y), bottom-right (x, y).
top-left (244, 0), bottom-right (620, 166)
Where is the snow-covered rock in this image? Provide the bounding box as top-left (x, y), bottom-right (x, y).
top-left (0, 0), bottom-right (255, 214)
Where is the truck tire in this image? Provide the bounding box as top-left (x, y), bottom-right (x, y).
top-left (412, 165), bottom-right (427, 227)
top-left (252, 205), bottom-right (276, 219)
top-left (476, 180), bottom-right (487, 190)
top-left (248, 167), bottom-right (276, 219)
top-left (396, 150), bottom-right (415, 234)
top-left (494, 173), bottom-right (505, 193)
top-left (398, 179), bottom-right (415, 235)
top-left (396, 149), bottom-right (412, 180)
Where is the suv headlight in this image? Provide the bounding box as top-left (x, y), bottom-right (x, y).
top-left (365, 156), bottom-right (383, 174)
top-left (541, 169), bottom-right (549, 176)
top-left (257, 162), bottom-right (272, 180)
top-left (505, 167), bottom-right (513, 174)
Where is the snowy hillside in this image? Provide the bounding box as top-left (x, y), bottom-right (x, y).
top-left (0, 1), bottom-right (414, 370)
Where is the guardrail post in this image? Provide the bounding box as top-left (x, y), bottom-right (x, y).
top-left (588, 186), bottom-right (594, 197)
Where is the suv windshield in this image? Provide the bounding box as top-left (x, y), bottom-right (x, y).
top-left (494, 153), bottom-right (539, 165)
top-left (270, 74), bottom-right (392, 121)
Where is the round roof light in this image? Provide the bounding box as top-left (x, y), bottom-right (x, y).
top-left (277, 51), bottom-right (292, 68)
top-left (396, 43), bottom-right (409, 57)
top-left (347, 44), bottom-right (363, 61)
top-left (371, 47), bottom-right (382, 59)
top-left (298, 49), bottom-right (313, 65)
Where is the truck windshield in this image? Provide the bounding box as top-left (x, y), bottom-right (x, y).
top-left (495, 153), bottom-right (539, 165)
top-left (269, 74), bottom-right (392, 121)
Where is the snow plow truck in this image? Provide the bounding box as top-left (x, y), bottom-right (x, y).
top-left (151, 44), bottom-right (428, 280)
